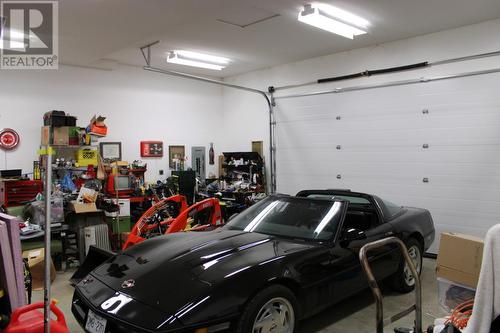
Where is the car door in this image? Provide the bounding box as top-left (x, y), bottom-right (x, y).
top-left (327, 203), bottom-right (397, 301)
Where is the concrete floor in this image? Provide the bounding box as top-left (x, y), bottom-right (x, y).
top-left (33, 258), bottom-right (446, 332)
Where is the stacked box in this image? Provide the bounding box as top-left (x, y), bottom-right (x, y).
top-left (41, 126), bottom-right (70, 146)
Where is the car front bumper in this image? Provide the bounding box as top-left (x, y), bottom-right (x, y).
top-left (72, 287), bottom-right (237, 333)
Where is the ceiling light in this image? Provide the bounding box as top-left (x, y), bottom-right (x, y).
top-left (298, 4), bottom-right (368, 39)
top-left (175, 50), bottom-right (230, 65)
top-left (166, 50), bottom-right (230, 71)
top-left (314, 3), bottom-right (369, 28)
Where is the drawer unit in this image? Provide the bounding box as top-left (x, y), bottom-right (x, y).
top-left (0, 180), bottom-right (43, 207)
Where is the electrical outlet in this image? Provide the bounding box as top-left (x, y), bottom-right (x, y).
top-left (159, 169), bottom-right (164, 175)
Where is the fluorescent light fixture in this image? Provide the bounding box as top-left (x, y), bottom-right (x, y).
top-left (166, 50), bottom-right (230, 71)
top-left (175, 50), bottom-right (230, 65)
top-left (298, 3), bottom-right (368, 39)
top-left (314, 3), bottom-right (369, 28)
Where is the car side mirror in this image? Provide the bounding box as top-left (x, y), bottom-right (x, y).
top-left (340, 228), bottom-right (367, 247)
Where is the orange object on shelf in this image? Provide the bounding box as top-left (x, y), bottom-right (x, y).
top-left (87, 115), bottom-right (107, 136)
top-left (4, 301), bottom-right (69, 333)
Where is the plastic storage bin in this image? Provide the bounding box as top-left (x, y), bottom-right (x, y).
top-left (437, 277), bottom-right (476, 312)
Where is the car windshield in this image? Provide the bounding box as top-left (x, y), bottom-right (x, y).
top-left (225, 196), bottom-right (345, 241)
top-left (306, 194), bottom-right (370, 204)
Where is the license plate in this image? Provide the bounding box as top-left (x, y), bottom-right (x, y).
top-left (85, 310), bottom-right (107, 333)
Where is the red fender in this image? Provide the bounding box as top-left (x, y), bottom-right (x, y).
top-left (166, 198), bottom-right (222, 233)
top-left (122, 195), bottom-right (188, 250)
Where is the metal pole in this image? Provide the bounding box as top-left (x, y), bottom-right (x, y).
top-left (44, 146), bottom-right (52, 333)
top-left (275, 67), bottom-right (500, 100)
top-left (359, 237), bottom-right (422, 333)
top-left (143, 66), bottom-right (269, 96)
top-left (140, 41), bottom-right (160, 67)
top-left (269, 93), bottom-right (277, 194)
top-left (273, 49), bottom-right (500, 91)
top-left (142, 66), bottom-right (277, 193)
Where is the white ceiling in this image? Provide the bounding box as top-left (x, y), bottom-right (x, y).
top-left (59, 0), bottom-right (500, 77)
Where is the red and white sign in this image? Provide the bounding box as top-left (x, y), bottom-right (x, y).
top-left (140, 141), bottom-right (163, 157)
top-left (0, 128), bottom-right (20, 150)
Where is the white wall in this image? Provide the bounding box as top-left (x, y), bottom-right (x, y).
top-left (222, 19), bottom-right (500, 252)
top-left (0, 64), bottom-right (223, 182)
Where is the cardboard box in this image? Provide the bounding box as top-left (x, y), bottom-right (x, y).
top-left (41, 126), bottom-right (70, 145)
top-left (22, 248), bottom-right (56, 290)
top-left (70, 201), bottom-right (98, 213)
top-left (52, 126), bottom-right (69, 146)
top-left (41, 126), bottom-right (51, 145)
top-left (436, 232), bottom-right (484, 288)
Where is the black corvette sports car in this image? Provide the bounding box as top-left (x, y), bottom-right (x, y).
top-left (72, 190), bottom-right (435, 333)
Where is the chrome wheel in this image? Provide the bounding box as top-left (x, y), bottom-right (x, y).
top-left (252, 297), bottom-right (295, 333)
top-left (404, 245), bottom-right (422, 286)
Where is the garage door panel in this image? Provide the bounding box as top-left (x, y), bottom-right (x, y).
top-left (280, 157), bottom-right (500, 177)
top-left (276, 121), bottom-right (500, 146)
top-left (277, 171), bottom-right (500, 194)
top-left (279, 149), bottom-right (500, 165)
top-left (275, 73), bottom-right (500, 253)
top-left (277, 102), bottom-right (500, 127)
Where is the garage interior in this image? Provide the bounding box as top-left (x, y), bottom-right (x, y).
top-left (1, 1), bottom-right (500, 332)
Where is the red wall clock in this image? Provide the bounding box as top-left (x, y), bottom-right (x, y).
top-left (0, 128), bottom-right (20, 150)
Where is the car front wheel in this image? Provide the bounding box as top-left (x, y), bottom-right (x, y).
top-left (237, 285), bottom-right (298, 333)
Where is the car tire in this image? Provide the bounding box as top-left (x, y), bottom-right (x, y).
top-left (389, 237), bottom-right (423, 293)
top-left (236, 285), bottom-right (298, 333)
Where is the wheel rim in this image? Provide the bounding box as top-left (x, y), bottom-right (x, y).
top-left (252, 297), bottom-right (295, 333)
top-left (404, 245), bottom-right (422, 286)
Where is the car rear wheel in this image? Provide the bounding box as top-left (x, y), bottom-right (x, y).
top-left (237, 285), bottom-right (298, 333)
top-left (389, 237), bottom-right (423, 293)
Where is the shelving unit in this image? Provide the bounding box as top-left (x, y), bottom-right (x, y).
top-left (221, 151), bottom-right (264, 186)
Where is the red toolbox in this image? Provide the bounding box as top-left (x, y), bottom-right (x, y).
top-left (0, 180), bottom-right (43, 208)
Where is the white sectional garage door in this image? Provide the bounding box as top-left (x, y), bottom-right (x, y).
top-left (274, 72), bottom-right (500, 253)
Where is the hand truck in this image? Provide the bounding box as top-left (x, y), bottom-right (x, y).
top-left (359, 237), bottom-right (423, 333)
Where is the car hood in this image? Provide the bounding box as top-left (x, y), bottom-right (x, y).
top-left (91, 229), bottom-right (313, 316)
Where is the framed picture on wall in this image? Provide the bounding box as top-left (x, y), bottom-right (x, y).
top-left (169, 145), bottom-right (185, 170)
top-left (141, 141), bottom-right (163, 157)
top-left (100, 142), bottom-right (122, 162)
